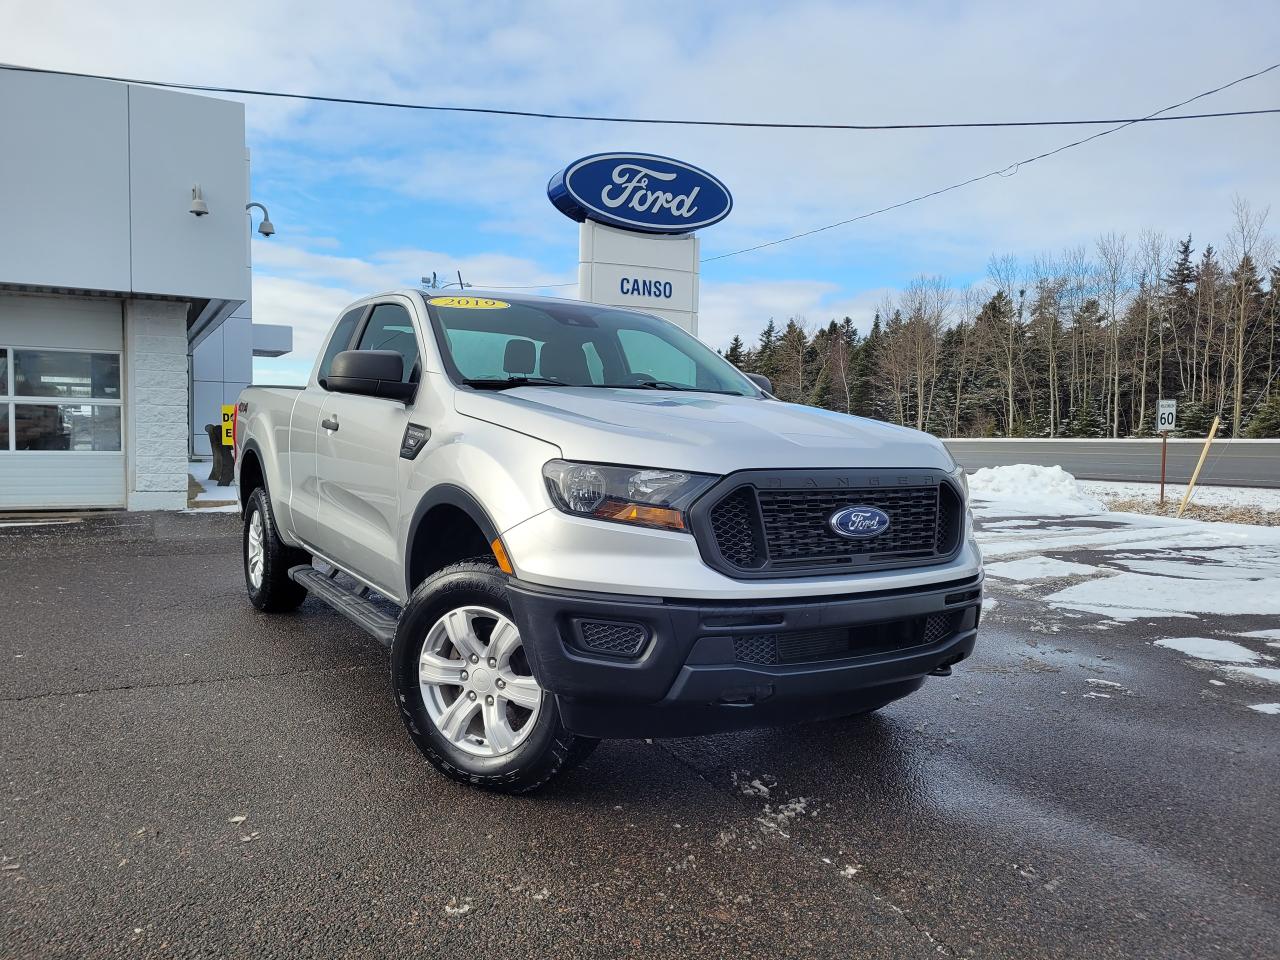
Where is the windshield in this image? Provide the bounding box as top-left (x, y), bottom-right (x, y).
top-left (424, 296), bottom-right (759, 396)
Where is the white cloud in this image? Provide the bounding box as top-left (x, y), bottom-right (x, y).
top-left (249, 241), bottom-right (574, 371)
top-left (5, 0), bottom-right (1277, 324)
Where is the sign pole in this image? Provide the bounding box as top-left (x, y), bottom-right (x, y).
top-left (1159, 431), bottom-right (1168, 505)
top-left (1157, 398), bottom-right (1177, 508)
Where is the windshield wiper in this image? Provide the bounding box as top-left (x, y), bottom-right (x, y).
top-left (460, 376), bottom-right (566, 390)
top-left (603, 380), bottom-right (741, 395)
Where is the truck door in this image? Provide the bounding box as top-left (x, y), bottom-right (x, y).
top-left (289, 305), bottom-right (366, 546)
top-left (314, 301), bottom-right (420, 595)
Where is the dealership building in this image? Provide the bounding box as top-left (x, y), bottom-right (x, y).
top-left (0, 73), bottom-right (733, 514)
top-left (0, 68), bottom-right (290, 511)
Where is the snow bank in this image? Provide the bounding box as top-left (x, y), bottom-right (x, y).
top-left (968, 464), bottom-right (1105, 516)
top-left (1080, 480), bottom-right (1280, 513)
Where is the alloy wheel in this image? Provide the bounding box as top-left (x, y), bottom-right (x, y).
top-left (418, 605), bottom-right (543, 758)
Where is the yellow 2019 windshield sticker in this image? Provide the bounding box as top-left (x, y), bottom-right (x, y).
top-left (427, 296), bottom-right (510, 309)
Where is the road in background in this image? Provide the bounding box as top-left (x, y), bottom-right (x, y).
top-left (3, 512), bottom-right (1278, 959)
top-left (945, 438), bottom-right (1279, 487)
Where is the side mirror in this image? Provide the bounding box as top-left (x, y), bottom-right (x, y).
top-left (325, 350), bottom-right (416, 402)
top-left (745, 373), bottom-right (773, 395)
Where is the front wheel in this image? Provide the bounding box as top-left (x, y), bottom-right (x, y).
top-left (243, 487), bottom-right (309, 612)
top-left (390, 560), bottom-right (597, 793)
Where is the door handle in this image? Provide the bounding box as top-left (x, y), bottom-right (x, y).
top-left (321, 416), bottom-right (340, 432)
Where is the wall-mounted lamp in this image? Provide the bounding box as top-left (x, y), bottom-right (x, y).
top-left (246, 201), bottom-right (275, 237)
top-left (189, 184), bottom-right (209, 217)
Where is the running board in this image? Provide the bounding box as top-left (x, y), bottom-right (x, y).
top-left (288, 565), bottom-right (398, 647)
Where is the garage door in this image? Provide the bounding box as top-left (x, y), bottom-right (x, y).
top-left (0, 295), bottom-right (126, 509)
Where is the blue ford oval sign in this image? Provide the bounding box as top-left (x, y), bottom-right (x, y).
top-left (547, 153), bottom-right (732, 234)
top-left (829, 506), bottom-right (892, 540)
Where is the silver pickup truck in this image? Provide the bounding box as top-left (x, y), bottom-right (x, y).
top-left (234, 289), bottom-right (982, 792)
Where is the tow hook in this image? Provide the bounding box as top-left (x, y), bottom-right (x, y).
top-left (929, 653), bottom-right (965, 678)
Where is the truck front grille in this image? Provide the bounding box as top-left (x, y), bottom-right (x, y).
top-left (731, 612), bottom-right (962, 666)
top-left (695, 472), bottom-right (963, 579)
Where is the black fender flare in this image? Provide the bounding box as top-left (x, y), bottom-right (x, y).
top-left (404, 485), bottom-right (502, 595)
top-left (238, 438), bottom-right (269, 509)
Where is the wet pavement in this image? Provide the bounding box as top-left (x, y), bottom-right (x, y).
top-left (1, 511), bottom-right (1277, 959)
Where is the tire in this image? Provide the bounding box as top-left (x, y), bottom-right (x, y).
top-left (243, 487), bottom-right (309, 612)
top-left (390, 560), bottom-right (598, 793)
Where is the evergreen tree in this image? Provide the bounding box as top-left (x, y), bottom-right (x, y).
top-left (850, 313), bottom-right (883, 419)
top-left (724, 335), bottom-right (747, 369)
top-left (754, 319), bottom-right (780, 384)
top-left (1244, 391), bottom-right (1280, 438)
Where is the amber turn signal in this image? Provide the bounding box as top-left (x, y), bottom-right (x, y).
top-left (593, 502), bottom-right (686, 531)
top-left (490, 537), bottom-right (514, 575)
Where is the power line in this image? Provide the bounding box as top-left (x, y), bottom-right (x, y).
top-left (702, 62), bottom-right (1280, 263)
top-left (0, 62), bottom-right (1277, 132)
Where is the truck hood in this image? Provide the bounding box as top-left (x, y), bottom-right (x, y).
top-left (454, 387), bottom-right (954, 474)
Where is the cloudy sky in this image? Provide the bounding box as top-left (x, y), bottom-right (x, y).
top-left (3, 0), bottom-right (1277, 381)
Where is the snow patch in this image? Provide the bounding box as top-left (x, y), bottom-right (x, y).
top-left (1079, 480), bottom-right (1280, 512)
top-left (969, 464), bottom-right (1105, 517)
top-left (1248, 703), bottom-right (1280, 715)
top-left (1154, 637), bottom-right (1262, 664)
top-left (1238, 629), bottom-right (1280, 641)
top-left (190, 471), bottom-right (237, 503)
top-left (1047, 573), bottom-right (1280, 622)
top-left (1227, 667), bottom-right (1280, 684)
top-left (985, 557), bottom-right (1099, 581)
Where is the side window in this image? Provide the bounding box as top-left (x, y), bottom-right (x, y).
top-left (617, 329), bottom-right (697, 386)
top-left (317, 308), bottom-right (364, 384)
top-left (357, 303), bottom-right (420, 383)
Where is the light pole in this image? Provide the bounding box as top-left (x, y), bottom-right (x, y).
top-left (245, 202), bottom-right (275, 237)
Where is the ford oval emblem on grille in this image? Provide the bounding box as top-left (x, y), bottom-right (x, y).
top-left (829, 506), bottom-right (891, 539)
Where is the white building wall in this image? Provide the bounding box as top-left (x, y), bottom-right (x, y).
top-left (0, 72), bottom-right (132, 292)
top-left (124, 300), bottom-right (189, 510)
top-left (0, 71), bottom-right (249, 305)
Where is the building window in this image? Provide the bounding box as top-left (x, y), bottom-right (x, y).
top-left (0, 347), bottom-right (122, 452)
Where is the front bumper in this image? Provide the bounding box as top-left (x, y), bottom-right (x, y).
top-left (508, 573), bottom-right (982, 738)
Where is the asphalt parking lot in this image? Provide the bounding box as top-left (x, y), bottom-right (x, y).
top-left (2, 511), bottom-right (1278, 959)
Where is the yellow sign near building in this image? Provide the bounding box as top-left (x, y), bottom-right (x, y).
top-left (221, 405), bottom-right (235, 446)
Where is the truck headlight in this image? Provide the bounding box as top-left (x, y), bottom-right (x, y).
top-left (543, 460), bottom-right (716, 532)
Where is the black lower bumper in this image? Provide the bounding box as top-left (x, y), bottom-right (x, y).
top-left (507, 573), bottom-right (982, 738)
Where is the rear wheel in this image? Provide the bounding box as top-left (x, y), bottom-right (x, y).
top-left (390, 560), bottom-right (597, 793)
top-left (243, 487), bottom-right (309, 612)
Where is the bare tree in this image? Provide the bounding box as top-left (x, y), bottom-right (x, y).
top-left (1095, 232), bottom-right (1132, 436)
top-left (1225, 195), bottom-right (1273, 435)
top-left (1135, 230), bottom-right (1169, 432)
top-left (987, 254), bottom-right (1027, 433)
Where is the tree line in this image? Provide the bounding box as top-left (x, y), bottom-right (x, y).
top-left (724, 198), bottom-right (1280, 438)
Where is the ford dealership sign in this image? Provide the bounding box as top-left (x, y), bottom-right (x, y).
top-left (548, 153), bottom-right (732, 234)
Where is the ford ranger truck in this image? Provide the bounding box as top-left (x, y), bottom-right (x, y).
top-left (234, 290), bottom-right (981, 793)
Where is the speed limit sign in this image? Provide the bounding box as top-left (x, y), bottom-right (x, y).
top-left (1158, 399), bottom-right (1177, 433)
